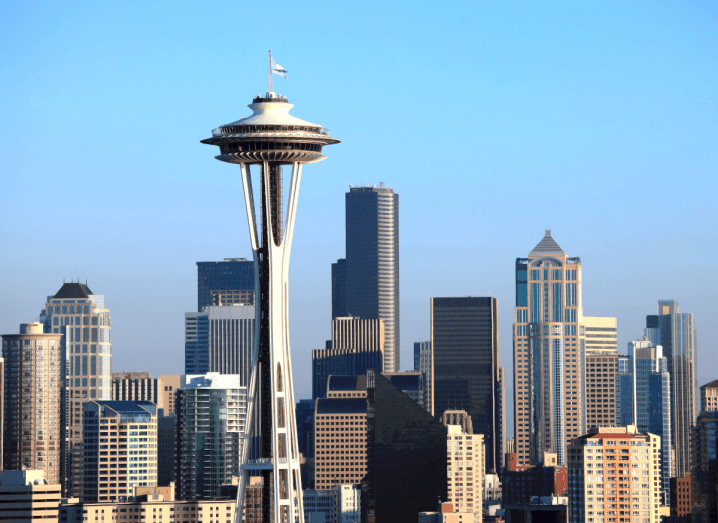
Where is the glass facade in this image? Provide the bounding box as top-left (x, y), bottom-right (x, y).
top-left (432, 296), bottom-right (502, 473)
top-left (614, 340), bottom-right (673, 505)
top-left (362, 370), bottom-right (447, 523)
top-left (413, 341), bottom-right (432, 414)
top-left (331, 258), bottom-right (347, 319)
top-left (196, 259), bottom-right (255, 312)
top-left (345, 186), bottom-right (399, 373)
top-left (690, 411), bottom-right (718, 523)
top-left (645, 300), bottom-right (698, 478)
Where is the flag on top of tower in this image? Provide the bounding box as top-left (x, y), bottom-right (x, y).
top-left (271, 58), bottom-right (288, 79)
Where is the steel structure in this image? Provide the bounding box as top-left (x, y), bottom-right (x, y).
top-left (201, 83), bottom-right (339, 523)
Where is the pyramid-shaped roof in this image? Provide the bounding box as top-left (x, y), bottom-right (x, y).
top-left (700, 379), bottom-right (718, 390)
top-left (530, 230), bottom-right (565, 256)
top-left (53, 282), bottom-right (93, 299)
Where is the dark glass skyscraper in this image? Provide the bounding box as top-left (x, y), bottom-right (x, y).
top-left (331, 259), bottom-right (347, 319)
top-left (196, 259), bottom-right (255, 311)
top-left (432, 296), bottom-right (503, 473)
top-left (362, 370), bottom-right (447, 523)
top-left (345, 185), bottom-right (399, 372)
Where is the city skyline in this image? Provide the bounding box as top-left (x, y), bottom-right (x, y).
top-left (2, 1), bottom-right (717, 437)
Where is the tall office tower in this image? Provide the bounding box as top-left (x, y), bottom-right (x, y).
top-left (158, 375), bottom-right (182, 415)
top-left (331, 259), bottom-right (347, 319)
top-left (691, 411), bottom-right (718, 523)
top-left (112, 372), bottom-right (165, 412)
top-left (1, 323), bottom-right (63, 484)
top-left (700, 379), bottom-right (718, 412)
top-left (441, 410), bottom-right (474, 434)
top-left (362, 370), bottom-right (447, 523)
top-left (312, 317), bottom-right (384, 400)
top-left (432, 297), bottom-right (502, 473)
top-left (184, 305), bottom-right (255, 379)
top-left (584, 317), bottom-right (618, 352)
top-left (446, 425), bottom-right (484, 520)
top-left (197, 259), bottom-right (255, 311)
top-left (513, 231), bottom-right (585, 468)
top-left (644, 299), bottom-right (698, 478)
top-left (345, 184), bottom-right (399, 373)
top-left (584, 351), bottom-right (619, 429)
top-left (201, 69), bottom-right (340, 523)
top-left (41, 281), bottom-right (112, 497)
top-left (615, 339), bottom-right (673, 505)
top-left (176, 374), bottom-right (247, 501)
top-left (382, 372), bottom-right (425, 409)
top-left (567, 426), bottom-right (661, 523)
top-left (314, 376), bottom-right (368, 490)
top-left (82, 400), bottom-right (157, 502)
top-left (414, 341), bottom-right (433, 414)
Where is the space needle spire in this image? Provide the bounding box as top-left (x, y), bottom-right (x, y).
top-left (201, 63), bottom-right (339, 523)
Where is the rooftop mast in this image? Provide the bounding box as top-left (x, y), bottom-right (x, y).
top-left (268, 49), bottom-right (273, 95)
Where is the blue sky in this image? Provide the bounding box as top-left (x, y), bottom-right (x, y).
top-left (1, 1), bottom-right (716, 432)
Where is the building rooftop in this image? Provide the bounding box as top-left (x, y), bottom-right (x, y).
top-left (53, 282), bottom-right (93, 299)
top-left (327, 375), bottom-right (367, 392)
top-left (529, 230), bottom-right (565, 256)
top-left (700, 379), bottom-right (718, 390)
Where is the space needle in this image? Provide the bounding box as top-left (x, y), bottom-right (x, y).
top-left (200, 52), bottom-right (340, 523)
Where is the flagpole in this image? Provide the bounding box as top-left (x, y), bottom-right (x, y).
top-left (268, 49), bottom-right (273, 94)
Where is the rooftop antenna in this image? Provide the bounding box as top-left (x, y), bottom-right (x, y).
top-left (268, 49), bottom-right (273, 94)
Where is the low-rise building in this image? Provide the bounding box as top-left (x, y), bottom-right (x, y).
top-left (504, 496), bottom-right (567, 523)
top-left (0, 470), bottom-right (61, 523)
top-left (502, 453), bottom-right (566, 505)
top-left (303, 484), bottom-right (360, 523)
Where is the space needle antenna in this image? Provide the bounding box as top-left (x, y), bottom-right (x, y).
top-left (268, 49), bottom-right (273, 94)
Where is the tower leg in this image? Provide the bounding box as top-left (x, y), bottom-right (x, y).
top-left (235, 161), bottom-right (305, 523)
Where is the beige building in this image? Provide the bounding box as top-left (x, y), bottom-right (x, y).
top-left (584, 317), bottom-right (618, 352)
top-left (699, 379), bottom-right (718, 413)
top-left (83, 400), bottom-right (158, 502)
top-left (441, 410), bottom-right (474, 435)
top-left (585, 351), bottom-right (620, 429)
top-left (446, 425), bottom-right (484, 521)
top-left (312, 317), bottom-right (385, 399)
top-left (567, 426), bottom-right (661, 523)
top-left (1, 323), bottom-right (63, 484)
top-left (59, 488), bottom-right (236, 523)
top-left (0, 470), bottom-right (62, 523)
top-left (112, 372), bottom-right (165, 412)
top-left (158, 375), bottom-right (182, 416)
top-left (41, 282), bottom-right (112, 498)
top-left (314, 377), bottom-right (368, 489)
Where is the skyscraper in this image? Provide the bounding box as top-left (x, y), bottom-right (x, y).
top-left (82, 400), bottom-right (158, 502)
top-left (432, 296), bottom-right (502, 473)
top-left (513, 231), bottom-right (586, 468)
top-left (196, 259), bottom-right (255, 311)
top-left (614, 339), bottom-right (672, 505)
top-left (176, 374), bottom-right (247, 501)
top-left (645, 299), bottom-right (698, 478)
top-left (414, 341), bottom-right (433, 414)
top-left (184, 305), bottom-right (255, 381)
top-left (40, 281), bottom-right (112, 497)
top-left (112, 372), bottom-right (165, 412)
top-left (584, 351), bottom-right (619, 430)
top-left (690, 410), bottom-right (718, 523)
top-left (312, 317), bottom-right (384, 400)
top-left (345, 184), bottom-right (399, 373)
top-left (331, 259), bottom-right (347, 319)
top-left (1, 323), bottom-right (63, 484)
top-left (446, 425), bottom-right (484, 520)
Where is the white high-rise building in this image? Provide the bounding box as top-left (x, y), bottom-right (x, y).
top-left (446, 425), bottom-right (484, 523)
top-left (176, 373), bottom-right (247, 501)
